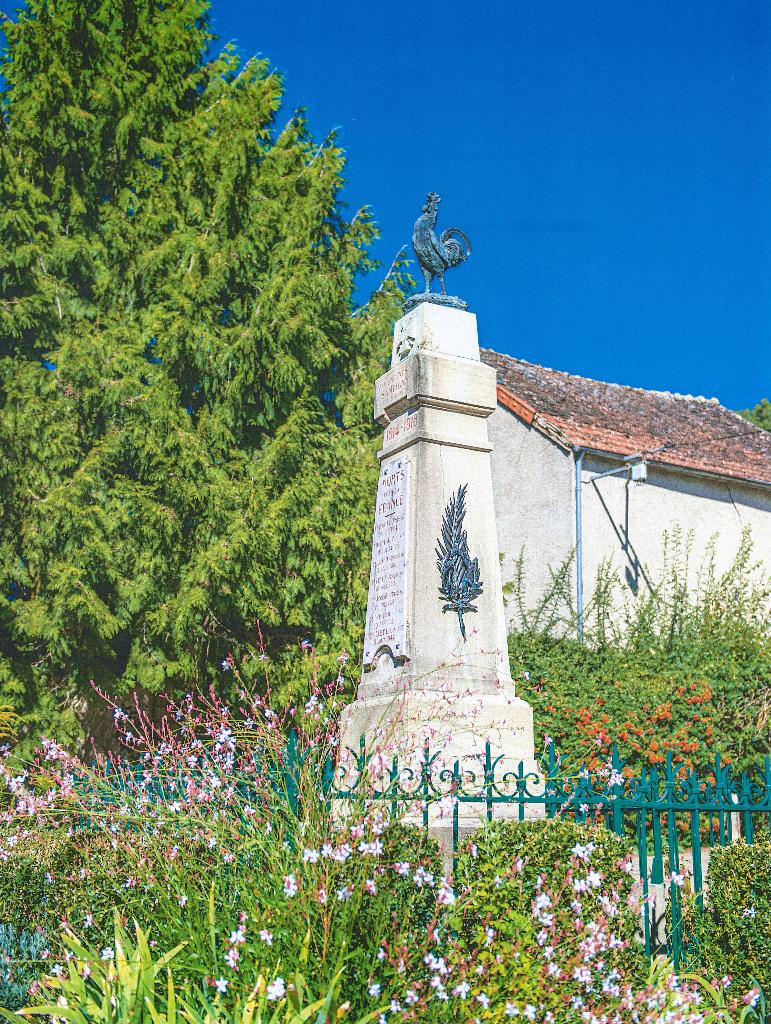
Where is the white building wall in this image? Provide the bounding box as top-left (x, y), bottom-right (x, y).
top-left (579, 451), bottom-right (771, 604)
top-left (487, 406), bottom-right (575, 623)
top-left (488, 407), bottom-right (771, 632)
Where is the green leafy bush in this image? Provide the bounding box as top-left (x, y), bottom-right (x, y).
top-left (337, 821), bottom-right (442, 974)
top-left (450, 817), bottom-right (641, 1016)
top-left (0, 828), bottom-right (126, 936)
top-left (508, 530), bottom-right (771, 773)
top-left (0, 692), bottom-right (451, 1020)
top-left (699, 840), bottom-right (771, 996)
top-left (0, 924), bottom-right (47, 1011)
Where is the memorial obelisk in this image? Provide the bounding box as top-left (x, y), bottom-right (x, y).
top-left (339, 194), bottom-right (538, 792)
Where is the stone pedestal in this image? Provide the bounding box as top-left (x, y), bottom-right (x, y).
top-left (339, 300), bottom-right (540, 838)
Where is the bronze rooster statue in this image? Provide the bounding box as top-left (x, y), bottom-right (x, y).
top-left (412, 192), bottom-right (471, 296)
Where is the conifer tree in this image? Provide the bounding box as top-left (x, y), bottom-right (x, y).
top-left (0, 0), bottom-right (405, 747)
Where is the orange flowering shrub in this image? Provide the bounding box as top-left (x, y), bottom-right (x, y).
top-left (511, 632), bottom-right (765, 774)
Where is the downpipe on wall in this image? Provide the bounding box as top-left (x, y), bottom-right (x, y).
top-left (574, 447), bottom-right (585, 642)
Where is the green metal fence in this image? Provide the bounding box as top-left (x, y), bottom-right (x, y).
top-left (333, 736), bottom-right (771, 971)
top-left (87, 733), bottom-right (771, 976)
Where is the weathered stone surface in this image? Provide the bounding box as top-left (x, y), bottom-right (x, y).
top-left (363, 457), bottom-right (410, 667)
top-left (392, 301), bottom-right (479, 365)
top-left (339, 302), bottom-right (540, 813)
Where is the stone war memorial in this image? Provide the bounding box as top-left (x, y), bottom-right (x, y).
top-left (339, 194), bottom-right (540, 834)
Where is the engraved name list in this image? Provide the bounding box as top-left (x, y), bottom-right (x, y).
top-left (362, 457), bottom-right (410, 666)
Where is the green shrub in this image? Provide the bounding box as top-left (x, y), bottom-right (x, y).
top-left (0, 924), bottom-right (48, 1010)
top-left (455, 817), bottom-right (637, 928)
top-left (0, 813), bottom-right (443, 1020)
top-left (336, 821), bottom-right (442, 1006)
top-left (0, 828), bottom-right (125, 936)
top-left (699, 840), bottom-right (771, 996)
top-left (508, 530), bottom-right (771, 773)
top-left (450, 817), bottom-right (641, 1017)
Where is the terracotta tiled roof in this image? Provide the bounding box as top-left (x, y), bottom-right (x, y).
top-left (481, 349), bottom-right (771, 487)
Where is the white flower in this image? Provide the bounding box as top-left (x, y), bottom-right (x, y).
top-left (477, 993), bottom-right (491, 1009)
top-left (436, 879), bottom-right (456, 906)
top-left (100, 947), bottom-right (114, 961)
top-left (743, 906), bottom-right (757, 918)
top-left (259, 929), bottom-right (273, 945)
top-left (267, 977), bottom-right (286, 1001)
top-left (505, 1003), bottom-right (520, 1017)
top-left (368, 983), bottom-right (381, 997)
top-left (524, 1005), bottom-right (537, 1021)
top-left (215, 977), bottom-right (229, 993)
top-left (572, 842), bottom-right (595, 861)
top-left (358, 840), bottom-right (384, 857)
top-left (534, 893), bottom-right (551, 912)
top-left (669, 871), bottom-right (685, 888)
top-left (452, 982), bottom-right (471, 999)
top-left (283, 875), bottom-right (298, 897)
top-left (178, 894), bottom-right (188, 908)
top-left (303, 848), bottom-right (319, 863)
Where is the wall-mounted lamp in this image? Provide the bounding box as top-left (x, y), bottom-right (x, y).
top-left (586, 456), bottom-right (647, 485)
top-left (629, 461), bottom-right (647, 483)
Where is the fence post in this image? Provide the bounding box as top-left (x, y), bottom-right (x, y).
top-left (452, 759), bottom-right (461, 875)
top-left (422, 740), bottom-right (430, 830)
top-left (390, 756), bottom-right (399, 820)
top-left (545, 743), bottom-right (558, 819)
top-left (635, 766), bottom-right (652, 959)
top-left (688, 767), bottom-right (704, 915)
top-left (610, 744), bottom-right (624, 838)
top-left (285, 728), bottom-right (300, 817)
top-left (664, 754), bottom-right (683, 970)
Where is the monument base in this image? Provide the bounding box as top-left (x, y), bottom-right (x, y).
top-left (340, 687), bottom-right (537, 757)
top-left (337, 684), bottom-right (543, 854)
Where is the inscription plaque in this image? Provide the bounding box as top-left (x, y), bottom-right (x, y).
top-left (382, 409), bottom-right (418, 451)
top-left (374, 362), bottom-right (408, 423)
top-left (363, 457), bottom-right (410, 666)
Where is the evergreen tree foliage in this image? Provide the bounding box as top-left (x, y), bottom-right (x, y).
top-left (739, 398), bottom-right (771, 432)
top-left (0, 0), bottom-right (406, 748)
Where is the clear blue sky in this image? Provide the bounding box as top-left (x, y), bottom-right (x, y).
top-left (211, 0), bottom-right (770, 409)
